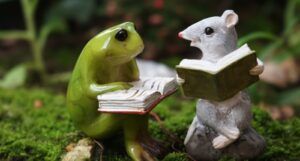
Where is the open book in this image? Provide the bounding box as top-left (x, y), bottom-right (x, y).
top-left (176, 44), bottom-right (259, 101)
top-left (97, 77), bottom-right (177, 114)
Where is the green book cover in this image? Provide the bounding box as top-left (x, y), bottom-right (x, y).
top-left (176, 44), bottom-right (259, 101)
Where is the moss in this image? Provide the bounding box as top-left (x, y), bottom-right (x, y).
top-left (162, 152), bottom-right (189, 161)
top-left (0, 88), bottom-right (81, 161)
top-left (251, 107), bottom-right (300, 161)
top-left (0, 89), bottom-right (299, 161)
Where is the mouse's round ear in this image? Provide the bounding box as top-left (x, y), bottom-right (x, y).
top-left (221, 10), bottom-right (238, 28)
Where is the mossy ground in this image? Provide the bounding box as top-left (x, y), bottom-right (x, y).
top-left (0, 88), bottom-right (299, 161)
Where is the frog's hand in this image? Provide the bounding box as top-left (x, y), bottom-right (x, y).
top-left (81, 113), bottom-right (122, 139)
top-left (120, 59), bottom-right (140, 82)
top-left (86, 82), bottom-right (132, 99)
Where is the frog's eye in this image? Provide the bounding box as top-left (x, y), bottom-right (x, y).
top-left (204, 27), bottom-right (214, 35)
top-left (115, 29), bottom-right (128, 41)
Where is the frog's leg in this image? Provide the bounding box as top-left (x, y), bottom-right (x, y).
top-left (123, 114), bottom-right (157, 161)
top-left (81, 113), bottom-right (123, 139)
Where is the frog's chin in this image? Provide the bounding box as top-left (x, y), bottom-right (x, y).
top-left (106, 48), bottom-right (144, 65)
top-left (132, 44), bottom-right (144, 57)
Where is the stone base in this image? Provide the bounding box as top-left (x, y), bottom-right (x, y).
top-left (185, 118), bottom-right (266, 161)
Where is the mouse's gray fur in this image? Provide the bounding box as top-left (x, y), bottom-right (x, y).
top-left (179, 10), bottom-right (266, 161)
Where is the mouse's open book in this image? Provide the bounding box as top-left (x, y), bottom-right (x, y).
top-left (97, 77), bottom-right (177, 114)
top-left (176, 44), bottom-right (259, 101)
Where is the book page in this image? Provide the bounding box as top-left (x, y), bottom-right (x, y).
top-left (97, 77), bottom-right (177, 111)
top-left (216, 44), bottom-right (254, 67)
top-left (130, 77), bottom-right (176, 95)
top-left (178, 59), bottom-right (217, 73)
top-left (98, 88), bottom-right (159, 102)
top-left (98, 88), bottom-right (161, 108)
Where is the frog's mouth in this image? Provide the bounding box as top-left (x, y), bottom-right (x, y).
top-left (105, 44), bottom-right (144, 63)
top-left (133, 44), bottom-right (144, 57)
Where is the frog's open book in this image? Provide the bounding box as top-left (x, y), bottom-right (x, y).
top-left (97, 77), bottom-right (177, 114)
top-left (176, 44), bottom-right (259, 101)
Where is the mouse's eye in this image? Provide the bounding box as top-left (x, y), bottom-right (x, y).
top-left (115, 29), bottom-right (128, 41)
top-left (204, 27), bottom-right (214, 35)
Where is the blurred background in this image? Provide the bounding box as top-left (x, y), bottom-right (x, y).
top-left (0, 0), bottom-right (299, 160)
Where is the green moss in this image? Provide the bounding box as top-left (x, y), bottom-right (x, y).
top-left (0, 89), bottom-right (299, 161)
top-left (162, 152), bottom-right (189, 161)
top-left (0, 88), bottom-right (81, 161)
top-left (251, 107), bottom-right (300, 161)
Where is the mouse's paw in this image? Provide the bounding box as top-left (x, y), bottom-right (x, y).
top-left (176, 74), bottom-right (185, 85)
top-left (212, 135), bottom-right (234, 149)
top-left (221, 127), bottom-right (240, 140)
top-left (250, 58), bottom-right (264, 75)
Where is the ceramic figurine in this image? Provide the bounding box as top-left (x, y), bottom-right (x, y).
top-left (177, 10), bottom-right (266, 161)
top-left (66, 22), bottom-right (166, 161)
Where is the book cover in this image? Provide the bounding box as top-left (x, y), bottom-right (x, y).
top-left (176, 45), bottom-right (259, 101)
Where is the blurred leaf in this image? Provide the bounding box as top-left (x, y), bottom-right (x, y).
top-left (284, 0), bottom-right (299, 35)
top-left (47, 71), bottom-right (71, 84)
top-left (0, 0), bottom-right (15, 3)
top-left (21, 0), bottom-right (39, 16)
top-left (276, 87), bottom-right (300, 106)
top-left (39, 18), bottom-right (67, 50)
top-left (29, 0), bottom-right (38, 11)
top-left (288, 25), bottom-right (300, 46)
top-left (259, 39), bottom-right (283, 60)
top-left (0, 30), bottom-right (29, 40)
top-left (0, 65), bottom-right (27, 89)
top-left (273, 49), bottom-right (294, 62)
top-left (47, 0), bottom-right (96, 24)
top-left (238, 32), bottom-right (277, 47)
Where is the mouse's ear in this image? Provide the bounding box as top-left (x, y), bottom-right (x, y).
top-left (221, 10), bottom-right (238, 28)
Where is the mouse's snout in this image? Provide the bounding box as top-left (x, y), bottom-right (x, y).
top-left (178, 32), bottom-right (183, 39)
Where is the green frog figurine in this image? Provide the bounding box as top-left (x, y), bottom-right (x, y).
top-left (67, 22), bottom-right (165, 161)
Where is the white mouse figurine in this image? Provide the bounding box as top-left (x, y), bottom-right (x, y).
top-left (178, 10), bottom-right (266, 161)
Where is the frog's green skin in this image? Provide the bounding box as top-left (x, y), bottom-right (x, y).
top-left (67, 22), bottom-right (156, 161)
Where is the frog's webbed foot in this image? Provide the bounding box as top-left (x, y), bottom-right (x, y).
top-left (123, 115), bottom-right (167, 161)
top-left (125, 139), bottom-right (157, 161)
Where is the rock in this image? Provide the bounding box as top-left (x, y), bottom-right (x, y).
top-left (62, 138), bottom-right (94, 161)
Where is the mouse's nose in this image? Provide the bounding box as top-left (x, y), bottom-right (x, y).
top-left (178, 32), bottom-right (183, 38)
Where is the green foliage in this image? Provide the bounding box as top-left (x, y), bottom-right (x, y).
top-left (47, 0), bottom-right (97, 24)
top-left (238, 0), bottom-right (300, 62)
top-left (0, 64), bottom-right (27, 89)
top-left (0, 89), bottom-right (299, 160)
top-left (239, 0), bottom-right (300, 107)
top-left (0, 0), bottom-right (67, 82)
